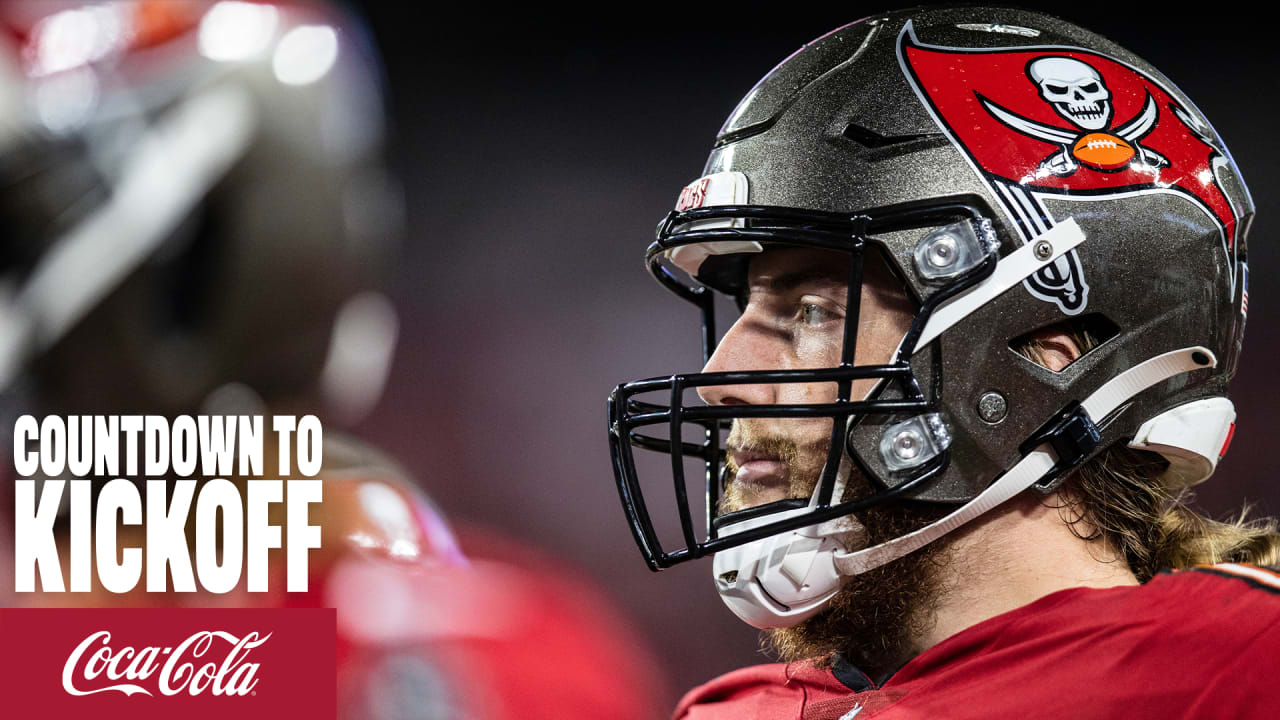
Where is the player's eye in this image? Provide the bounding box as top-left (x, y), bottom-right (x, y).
top-left (800, 303), bottom-right (839, 327)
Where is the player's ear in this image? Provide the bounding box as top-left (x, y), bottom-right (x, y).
top-left (1011, 315), bottom-right (1117, 373)
top-left (1013, 326), bottom-right (1084, 372)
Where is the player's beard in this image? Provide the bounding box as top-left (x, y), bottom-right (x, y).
top-left (721, 420), bottom-right (954, 678)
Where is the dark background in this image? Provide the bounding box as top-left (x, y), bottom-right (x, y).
top-left (354, 2), bottom-right (1279, 707)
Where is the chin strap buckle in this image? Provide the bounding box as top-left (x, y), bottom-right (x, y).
top-left (1018, 401), bottom-right (1101, 493)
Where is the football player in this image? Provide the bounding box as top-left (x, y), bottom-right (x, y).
top-left (608, 7), bottom-right (1280, 718)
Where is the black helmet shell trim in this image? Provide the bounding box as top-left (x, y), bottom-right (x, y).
top-left (608, 7), bottom-right (1250, 573)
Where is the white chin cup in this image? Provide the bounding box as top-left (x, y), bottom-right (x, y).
top-left (712, 506), bottom-right (861, 629)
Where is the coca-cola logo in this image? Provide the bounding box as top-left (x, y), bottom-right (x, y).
top-left (62, 630), bottom-right (271, 697)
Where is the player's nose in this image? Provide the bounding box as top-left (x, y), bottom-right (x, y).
top-left (696, 317), bottom-right (778, 407)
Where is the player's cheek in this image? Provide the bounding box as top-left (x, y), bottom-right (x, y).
top-left (793, 323), bottom-right (845, 369)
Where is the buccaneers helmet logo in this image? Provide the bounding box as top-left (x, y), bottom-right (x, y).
top-left (897, 22), bottom-right (1242, 315)
top-left (983, 56), bottom-right (1169, 177)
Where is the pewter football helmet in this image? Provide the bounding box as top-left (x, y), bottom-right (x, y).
top-left (608, 7), bottom-right (1251, 628)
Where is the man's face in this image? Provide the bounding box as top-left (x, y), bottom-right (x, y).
top-left (698, 246), bottom-right (953, 673)
top-left (698, 246), bottom-right (916, 511)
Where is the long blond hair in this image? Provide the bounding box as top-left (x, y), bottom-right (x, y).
top-left (1061, 444), bottom-right (1280, 581)
top-left (1019, 332), bottom-right (1280, 580)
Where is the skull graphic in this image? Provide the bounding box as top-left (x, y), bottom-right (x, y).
top-left (1028, 57), bottom-right (1112, 131)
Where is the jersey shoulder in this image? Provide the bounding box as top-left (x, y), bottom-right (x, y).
top-left (1100, 562), bottom-right (1280, 664)
top-left (1145, 562), bottom-right (1280, 616)
top-left (1167, 562), bottom-right (1280, 595)
top-left (676, 567), bottom-right (1280, 720)
top-left (673, 661), bottom-right (851, 720)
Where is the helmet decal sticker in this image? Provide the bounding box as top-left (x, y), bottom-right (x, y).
top-left (1242, 262), bottom-right (1250, 319)
top-left (675, 177), bottom-right (712, 211)
top-left (896, 21), bottom-right (1243, 314)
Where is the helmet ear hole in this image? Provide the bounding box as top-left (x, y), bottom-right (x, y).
top-left (1010, 313), bottom-right (1119, 372)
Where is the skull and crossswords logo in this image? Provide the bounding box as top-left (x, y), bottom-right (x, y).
top-left (899, 25), bottom-right (1246, 315)
top-left (980, 56), bottom-right (1169, 177)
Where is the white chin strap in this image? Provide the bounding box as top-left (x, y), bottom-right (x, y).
top-left (714, 345), bottom-right (1217, 629)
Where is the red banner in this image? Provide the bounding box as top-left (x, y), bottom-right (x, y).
top-left (0, 608), bottom-right (335, 719)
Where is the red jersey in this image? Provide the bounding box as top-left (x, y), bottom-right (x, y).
top-left (676, 564), bottom-right (1280, 720)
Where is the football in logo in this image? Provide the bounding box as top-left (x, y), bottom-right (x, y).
top-left (1073, 133), bottom-right (1135, 170)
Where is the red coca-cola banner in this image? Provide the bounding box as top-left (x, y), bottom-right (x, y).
top-left (0, 608), bottom-right (335, 719)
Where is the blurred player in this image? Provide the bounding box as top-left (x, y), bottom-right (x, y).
top-left (0, 0), bottom-right (400, 603)
top-left (607, 7), bottom-right (1280, 718)
top-left (0, 3), bottom-right (666, 717)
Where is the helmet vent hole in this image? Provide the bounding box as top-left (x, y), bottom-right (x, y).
top-left (1009, 313), bottom-right (1119, 373)
top-left (840, 123), bottom-right (941, 150)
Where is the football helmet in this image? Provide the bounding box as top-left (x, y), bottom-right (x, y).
top-left (609, 7), bottom-right (1252, 628)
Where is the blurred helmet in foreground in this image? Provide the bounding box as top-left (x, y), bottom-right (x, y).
top-left (0, 0), bottom-right (403, 422)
